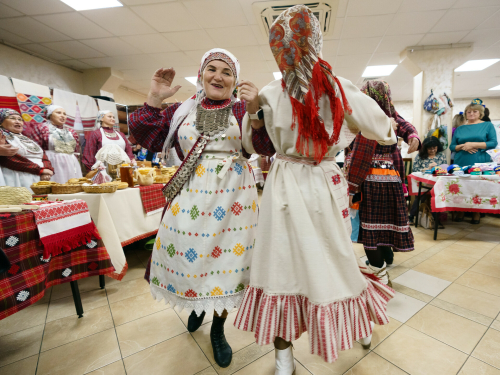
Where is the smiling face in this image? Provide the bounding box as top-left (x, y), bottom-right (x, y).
top-left (101, 112), bottom-right (115, 127)
top-left (427, 145), bottom-right (438, 156)
top-left (466, 109), bottom-right (481, 122)
top-left (202, 60), bottom-right (236, 101)
top-left (50, 108), bottom-right (67, 127)
top-left (1, 114), bottom-right (24, 134)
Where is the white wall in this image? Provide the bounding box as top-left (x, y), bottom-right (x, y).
top-left (114, 86), bottom-right (147, 105)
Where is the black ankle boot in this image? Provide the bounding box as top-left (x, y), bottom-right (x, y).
top-left (210, 315), bottom-right (232, 368)
top-left (187, 311), bottom-right (205, 332)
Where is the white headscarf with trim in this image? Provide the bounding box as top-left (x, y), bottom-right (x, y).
top-left (94, 110), bottom-right (112, 130)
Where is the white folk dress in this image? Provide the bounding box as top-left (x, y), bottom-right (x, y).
top-left (45, 124), bottom-right (82, 184)
top-left (150, 110), bottom-right (259, 316)
top-left (235, 77), bottom-right (397, 363)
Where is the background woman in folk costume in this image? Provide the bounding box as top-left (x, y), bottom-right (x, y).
top-left (234, 6), bottom-right (396, 371)
top-left (24, 104), bottom-right (82, 183)
top-left (129, 49), bottom-right (263, 368)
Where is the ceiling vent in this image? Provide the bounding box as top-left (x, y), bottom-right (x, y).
top-left (253, 1), bottom-right (338, 38)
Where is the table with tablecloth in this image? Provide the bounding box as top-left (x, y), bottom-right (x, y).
top-left (48, 186), bottom-right (165, 279)
top-left (0, 208), bottom-right (114, 320)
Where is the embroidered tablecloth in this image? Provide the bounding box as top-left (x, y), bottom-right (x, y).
top-left (0, 211), bottom-right (114, 320)
top-left (135, 184), bottom-right (166, 216)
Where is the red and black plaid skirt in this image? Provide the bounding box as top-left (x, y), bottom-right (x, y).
top-left (358, 180), bottom-right (414, 252)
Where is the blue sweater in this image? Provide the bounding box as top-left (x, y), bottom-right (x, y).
top-left (450, 122), bottom-right (497, 166)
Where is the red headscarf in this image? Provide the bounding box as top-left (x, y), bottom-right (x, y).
top-left (269, 5), bottom-right (352, 162)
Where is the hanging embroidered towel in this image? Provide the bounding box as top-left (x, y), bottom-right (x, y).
top-left (11, 78), bottom-right (52, 124)
top-left (0, 75), bottom-right (21, 113)
top-left (52, 88), bottom-right (78, 128)
top-left (75, 94), bottom-right (98, 131)
top-left (97, 99), bottom-right (120, 132)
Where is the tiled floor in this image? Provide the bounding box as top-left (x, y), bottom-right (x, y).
top-left (2, 217), bottom-right (500, 375)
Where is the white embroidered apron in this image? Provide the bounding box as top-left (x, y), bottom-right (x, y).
top-left (150, 111), bottom-right (259, 316)
top-left (100, 127), bottom-right (126, 150)
top-left (45, 124), bottom-right (82, 184)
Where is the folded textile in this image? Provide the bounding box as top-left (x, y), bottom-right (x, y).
top-left (97, 99), bottom-right (120, 132)
top-left (0, 75), bottom-right (21, 113)
top-left (11, 78), bottom-right (52, 124)
top-left (52, 88), bottom-right (78, 128)
top-left (75, 94), bottom-right (98, 131)
top-left (136, 184), bottom-right (166, 216)
top-left (31, 199), bottom-right (101, 258)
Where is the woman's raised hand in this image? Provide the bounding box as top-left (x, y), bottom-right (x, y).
top-left (148, 68), bottom-right (182, 107)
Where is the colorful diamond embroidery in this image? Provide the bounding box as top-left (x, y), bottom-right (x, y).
top-left (167, 243), bottom-right (176, 257)
top-left (152, 277), bottom-right (160, 286)
top-left (171, 203), bottom-right (180, 216)
top-left (233, 243), bottom-right (245, 256)
top-left (167, 283), bottom-right (176, 293)
top-left (252, 200), bottom-right (256, 212)
top-left (88, 262), bottom-right (98, 270)
top-left (155, 237), bottom-right (161, 250)
top-left (16, 290), bottom-right (30, 302)
top-left (342, 208), bottom-right (349, 218)
top-left (196, 164), bottom-right (206, 177)
top-left (5, 236), bottom-right (19, 247)
top-left (234, 163), bottom-right (243, 175)
top-left (86, 240), bottom-right (97, 248)
top-left (185, 248), bottom-right (197, 263)
top-left (190, 205), bottom-right (200, 220)
top-left (215, 164), bottom-right (223, 174)
top-left (213, 206), bottom-right (226, 221)
top-left (231, 202), bottom-right (243, 216)
top-left (211, 246), bottom-right (222, 258)
top-left (235, 283), bottom-right (245, 293)
top-left (211, 286), bottom-right (223, 296)
top-left (185, 289), bottom-right (197, 298)
top-left (332, 175), bottom-right (341, 185)
top-left (8, 264), bottom-right (19, 275)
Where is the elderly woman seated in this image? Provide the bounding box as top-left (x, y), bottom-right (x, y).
top-left (0, 109), bottom-right (54, 190)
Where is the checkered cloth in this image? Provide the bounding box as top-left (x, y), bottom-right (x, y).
top-left (136, 184), bottom-right (167, 216)
top-left (0, 211), bottom-right (114, 320)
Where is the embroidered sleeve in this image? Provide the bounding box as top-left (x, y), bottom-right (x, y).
top-left (232, 101), bottom-right (252, 159)
top-left (346, 134), bottom-right (377, 193)
top-left (129, 102), bottom-right (182, 153)
top-left (42, 152), bottom-right (54, 174)
top-left (69, 128), bottom-right (81, 153)
top-left (395, 114), bottom-right (421, 150)
top-left (0, 154), bottom-right (43, 175)
top-left (82, 130), bottom-right (101, 170)
top-left (252, 126), bottom-right (276, 156)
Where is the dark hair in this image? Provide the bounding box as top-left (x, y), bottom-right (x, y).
top-left (482, 107), bottom-right (491, 122)
top-left (419, 136), bottom-right (443, 159)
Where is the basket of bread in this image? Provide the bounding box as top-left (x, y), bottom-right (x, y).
top-left (0, 186), bottom-right (33, 205)
top-left (82, 182), bottom-right (119, 194)
top-left (154, 166), bottom-right (177, 184)
top-left (67, 178), bottom-right (92, 185)
top-left (51, 183), bottom-right (84, 194)
top-left (30, 181), bottom-right (59, 194)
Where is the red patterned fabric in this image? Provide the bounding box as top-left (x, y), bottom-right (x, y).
top-left (0, 210), bottom-right (114, 320)
top-left (23, 121), bottom-right (80, 153)
top-left (136, 184), bottom-right (167, 214)
top-left (251, 126), bottom-right (276, 157)
top-left (0, 152), bottom-right (53, 175)
top-left (82, 128), bottom-right (134, 170)
top-left (0, 96), bottom-right (21, 113)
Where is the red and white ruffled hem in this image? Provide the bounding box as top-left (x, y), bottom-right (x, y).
top-left (234, 267), bottom-right (394, 363)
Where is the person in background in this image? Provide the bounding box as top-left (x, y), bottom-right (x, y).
top-left (451, 112), bottom-right (465, 163)
top-left (482, 107), bottom-right (491, 122)
top-left (409, 136), bottom-right (446, 223)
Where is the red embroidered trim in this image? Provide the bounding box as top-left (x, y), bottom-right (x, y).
top-left (200, 98), bottom-right (232, 110)
top-left (361, 223), bottom-right (410, 232)
top-left (41, 222), bottom-right (101, 259)
top-left (121, 230), bottom-right (159, 247)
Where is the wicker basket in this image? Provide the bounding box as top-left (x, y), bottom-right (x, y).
top-left (0, 186), bottom-right (32, 205)
top-left (82, 185), bottom-right (118, 194)
top-left (31, 185), bottom-right (52, 195)
top-left (51, 185), bottom-right (83, 194)
top-left (154, 176), bottom-right (171, 184)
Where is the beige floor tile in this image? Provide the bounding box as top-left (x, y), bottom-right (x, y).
top-left (455, 237), bottom-right (498, 251)
top-left (387, 266), bottom-right (409, 279)
top-left (476, 224), bottom-right (500, 235)
top-left (406, 305), bottom-right (488, 354)
top-left (470, 260), bottom-right (500, 280)
top-left (456, 271), bottom-right (500, 297)
top-left (47, 288), bottom-right (108, 323)
top-left (196, 367), bottom-right (218, 375)
top-left (292, 333), bottom-right (368, 375)
top-left (446, 243), bottom-right (492, 260)
top-left (106, 278), bottom-right (150, 304)
top-left (492, 320), bottom-right (500, 332)
top-left (430, 248), bottom-right (478, 270)
top-left (37, 328), bottom-right (121, 375)
top-left (0, 355), bottom-right (38, 375)
top-left (105, 264), bottom-right (146, 287)
top-left (430, 299), bottom-right (493, 327)
top-left (463, 231), bottom-right (500, 244)
top-left (391, 283), bottom-right (433, 303)
top-left (436, 283), bottom-right (500, 319)
top-left (386, 292), bottom-right (426, 323)
top-left (370, 318), bottom-right (402, 348)
top-left (110, 292), bottom-right (169, 326)
top-left (344, 352), bottom-right (406, 375)
top-left (473, 328), bottom-right (500, 369)
top-left (413, 259), bottom-right (467, 282)
top-left (459, 357), bottom-right (500, 375)
top-left (123, 332), bottom-right (210, 375)
top-left (41, 305), bottom-right (114, 352)
top-left (232, 350), bottom-right (310, 375)
top-left (392, 251), bottom-right (416, 265)
top-left (213, 342), bottom-right (273, 375)
top-left (0, 302), bottom-right (48, 337)
top-left (393, 269), bottom-right (451, 297)
top-left (176, 307), bottom-right (213, 327)
top-left (374, 325), bottom-right (467, 375)
top-left (483, 249), bottom-right (500, 264)
top-left (115, 308), bottom-right (186, 357)
top-left (0, 324), bottom-right (44, 367)
top-left (50, 276), bottom-right (102, 301)
top-left (191, 311), bottom-right (256, 365)
top-left (86, 360), bottom-right (126, 375)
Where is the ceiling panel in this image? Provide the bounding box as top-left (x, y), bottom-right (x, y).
top-left (120, 34), bottom-right (179, 54)
top-left (336, 0), bottom-right (349, 18)
top-left (376, 34), bottom-right (424, 53)
top-left (206, 26), bottom-right (258, 48)
top-left (59, 59), bottom-right (96, 70)
top-left (250, 24), bottom-right (268, 45)
top-left (0, 17), bottom-right (71, 43)
top-left (476, 10), bottom-right (500, 30)
top-left (347, 0), bottom-right (402, 16)
top-left (240, 61), bottom-right (271, 75)
top-left (0, 3), bottom-right (23, 18)
top-left (322, 40), bottom-right (340, 57)
top-left (81, 8), bottom-right (157, 36)
top-left (453, 0), bottom-right (500, 8)
top-left (120, 0), bottom-right (176, 4)
top-left (163, 30), bottom-right (217, 51)
top-left (386, 11), bottom-right (446, 35)
top-left (0, 0), bottom-right (73, 15)
top-left (418, 31), bottom-right (469, 45)
top-left (21, 43), bottom-right (71, 61)
top-left (226, 45), bottom-right (268, 63)
top-left (431, 7), bottom-right (499, 33)
top-left (183, 0), bottom-right (248, 29)
top-left (335, 54), bottom-right (372, 68)
top-left (34, 13), bottom-right (113, 39)
top-left (342, 15), bottom-right (394, 38)
top-left (461, 28), bottom-right (500, 47)
top-left (130, 2), bottom-right (200, 33)
top-left (368, 52), bottom-right (400, 65)
top-left (399, 0), bottom-right (454, 12)
top-left (0, 28), bottom-right (31, 44)
top-left (237, 0), bottom-right (257, 25)
top-left (151, 51), bottom-right (198, 67)
top-left (80, 37), bottom-right (139, 56)
top-left (43, 41), bottom-right (105, 59)
top-left (338, 37), bottom-right (381, 56)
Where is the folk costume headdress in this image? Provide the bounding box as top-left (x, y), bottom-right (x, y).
top-left (270, 5), bottom-right (351, 163)
top-left (0, 108), bottom-right (43, 154)
top-left (0, 108), bottom-right (20, 125)
top-left (360, 80), bottom-right (396, 118)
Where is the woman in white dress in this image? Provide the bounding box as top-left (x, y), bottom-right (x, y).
top-left (0, 109), bottom-right (54, 190)
top-left (129, 49), bottom-right (260, 368)
top-left (234, 6), bottom-right (396, 371)
top-left (26, 105), bottom-right (82, 183)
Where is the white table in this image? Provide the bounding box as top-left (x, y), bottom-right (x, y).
top-left (49, 187), bottom-right (162, 279)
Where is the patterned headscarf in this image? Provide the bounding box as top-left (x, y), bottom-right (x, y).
top-left (45, 105), bottom-right (64, 120)
top-left (360, 80), bottom-right (396, 118)
top-left (0, 108), bottom-right (21, 125)
top-left (95, 110), bottom-right (112, 129)
top-left (269, 5), bottom-right (351, 162)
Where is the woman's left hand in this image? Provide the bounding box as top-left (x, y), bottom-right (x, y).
top-left (40, 174), bottom-right (51, 181)
top-left (239, 80), bottom-right (259, 114)
top-left (407, 137), bottom-right (419, 153)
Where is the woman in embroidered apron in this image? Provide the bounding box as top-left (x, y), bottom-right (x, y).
top-left (346, 81), bottom-right (420, 282)
top-left (82, 111), bottom-right (135, 171)
top-left (26, 105), bottom-right (82, 183)
top-left (0, 109), bottom-right (54, 190)
top-left (234, 6), bottom-right (397, 371)
top-left (129, 49), bottom-right (260, 368)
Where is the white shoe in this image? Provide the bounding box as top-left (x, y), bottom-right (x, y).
top-left (359, 321), bottom-right (375, 349)
top-left (275, 346), bottom-right (296, 375)
top-left (367, 262), bottom-right (392, 287)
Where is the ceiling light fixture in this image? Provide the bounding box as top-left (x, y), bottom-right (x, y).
top-left (362, 65), bottom-right (397, 78)
top-left (273, 72), bottom-right (282, 80)
top-left (455, 59), bottom-right (500, 72)
top-left (185, 77), bottom-right (197, 86)
top-left (60, 0), bottom-right (123, 11)
top-left (489, 84), bottom-right (500, 90)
